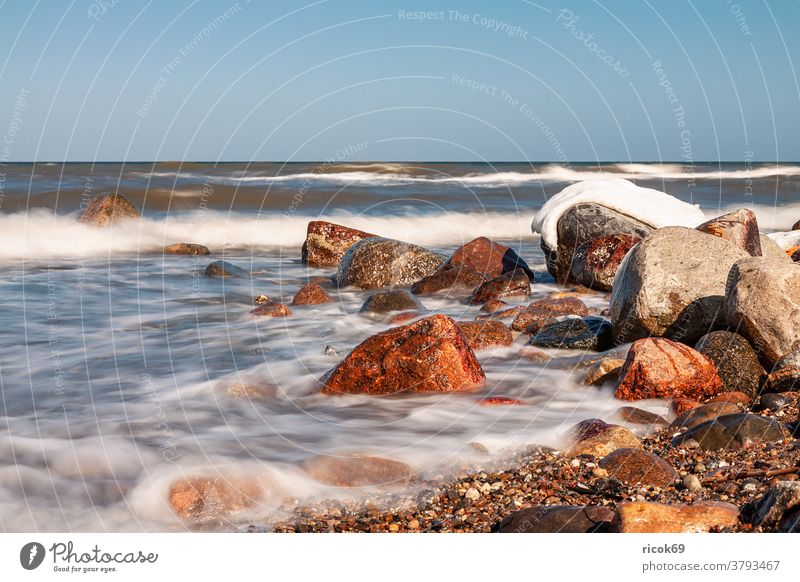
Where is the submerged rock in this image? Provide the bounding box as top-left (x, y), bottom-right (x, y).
top-left (584, 357), bottom-right (626, 385)
top-left (410, 266), bottom-right (485, 296)
top-left (724, 257), bottom-right (800, 365)
top-left (694, 331), bottom-right (765, 398)
top-left (528, 317), bottom-right (612, 351)
top-left (251, 301), bottom-right (292, 317)
top-left (510, 297), bottom-right (589, 332)
top-left (301, 220), bottom-right (376, 267)
top-left (569, 234), bottom-right (640, 291)
top-left (613, 501), bottom-right (739, 533)
top-left (469, 268), bottom-right (531, 304)
top-left (168, 476), bottom-right (262, 520)
top-left (205, 260), bottom-right (247, 278)
top-left (456, 320), bottom-right (513, 350)
top-left (291, 282), bottom-right (332, 305)
top-left (79, 193), bottom-right (141, 226)
top-left (493, 505), bottom-right (614, 533)
top-left (303, 455), bottom-right (411, 487)
top-left (610, 227), bottom-right (750, 344)
top-left (163, 243), bottom-right (210, 255)
top-left (439, 237), bottom-right (535, 280)
top-left (615, 338), bottom-right (723, 401)
top-left (359, 290), bottom-right (424, 315)
top-left (320, 314), bottom-right (485, 395)
top-left (696, 208), bottom-right (762, 256)
top-left (337, 237), bottom-right (445, 289)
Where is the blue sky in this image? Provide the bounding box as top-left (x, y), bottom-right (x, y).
top-left (0, 0), bottom-right (798, 161)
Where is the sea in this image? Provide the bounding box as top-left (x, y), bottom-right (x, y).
top-left (1, 161), bottom-right (799, 531)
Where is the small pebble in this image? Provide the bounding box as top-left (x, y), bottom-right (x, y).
top-left (683, 474), bottom-right (702, 492)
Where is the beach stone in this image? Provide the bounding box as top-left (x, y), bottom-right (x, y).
top-left (598, 448), bottom-right (678, 488)
top-left (613, 501), bottom-right (739, 533)
top-left (456, 320), bottom-right (513, 350)
top-left (569, 234), bottom-right (640, 291)
top-left (469, 268), bottom-right (531, 304)
top-left (724, 257), bottom-right (800, 365)
top-left (410, 266), bottom-right (485, 296)
top-left (673, 413), bottom-right (788, 450)
top-left (387, 311), bottom-right (421, 324)
top-left (79, 193), bottom-right (141, 226)
top-left (251, 302), bottom-right (292, 317)
top-left (291, 282), bottom-right (332, 305)
top-left (205, 260), bottom-right (247, 278)
top-left (757, 391), bottom-right (800, 413)
top-left (696, 208), bottom-right (762, 256)
top-left (616, 406), bottom-right (668, 426)
top-left (695, 331), bottom-right (765, 398)
top-left (544, 202), bottom-right (654, 282)
top-left (493, 505), bottom-right (614, 533)
top-left (168, 476), bottom-right (262, 520)
top-left (480, 299), bottom-right (510, 313)
top-left (614, 338), bottom-right (724, 401)
top-left (302, 455), bottom-right (411, 488)
top-left (301, 220), bottom-right (376, 267)
top-left (764, 351), bottom-right (800, 393)
top-left (439, 236), bottom-right (535, 280)
top-left (163, 243), bottom-right (210, 255)
top-left (742, 481), bottom-right (800, 527)
top-left (610, 226), bottom-right (750, 344)
top-left (670, 402), bottom-right (741, 430)
top-left (320, 314), bottom-right (485, 395)
top-left (708, 391), bottom-right (752, 406)
top-left (760, 234), bottom-right (793, 262)
top-left (528, 317), bottom-right (613, 351)
top-left (584, 358), bottom-right (626, 385)
top-left (337, 238), bottom-right (445, 289)
top-left (568, 419), bottom-right (642, 458)
top-left (359, 290), bottom-right (424, 315)
top-left (517, 346), bottom-right (552, 363)
top-left (510, 297), bottom-right (589, 332)
top-left (672, 398), bottom-right (701, 415)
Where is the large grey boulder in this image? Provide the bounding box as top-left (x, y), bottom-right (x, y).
top-left (610, 227), bottom-right (750, 344)
top-left (724, 257), bottom-right (800, 365)
top-left (336, 237), bottom-right (446, 289)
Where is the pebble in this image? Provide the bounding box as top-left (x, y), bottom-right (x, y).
top-left (683, 474), bottom-right (703, 492)
top-left (465, 487), bottom-right (480, 501)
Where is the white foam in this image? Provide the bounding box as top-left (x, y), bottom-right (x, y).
top-left (531, 179), bottom-right (707, 249)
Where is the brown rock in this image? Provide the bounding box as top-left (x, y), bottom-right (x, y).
top-left (568, 418), bottom-right (642, 458)
top-left (672, 398), bottom-right (701, 415)
top-left (303, 455), bottom-right (412, 487)
top-left (410, 266), bottom-right (485, 296)
top-left (584, 357), bottom-right (626, 385)
top-left (510, 297), bottom-right (589, 332)
top-left (569, 234), bottom-right (640, 291)
top-left (457, 320), bottom-right (513, 350)
top-left (476, 306), bottom-right (525, 321)
top-left (670, 402), bottom-right (741, 430)
top-left (765, 351), bottom-right (800, 393)
top-left (251, 302), bottom-right (292, 317)
top-left (708, 391), bottom-right (752, 406)
top-left (359, 290), bottom-right (424, 315)
top-left (337, 238), bottom-right (445, 289)
top-left (478, 396), bottom-right (525, 406)
top-left (613, 501), bottom-right (739, 533)
top-left (695, 331), bottom-right (765, 398)
top-left (517, 346), bottom-right (552, 363)
top-left (168, 476), bottom-right (262, 520)
top-left (439, 237), bottom-right (534, 280)
top-left (301, 221), bottom-right (376, 267)
top-left (494, 505), bottom-right (614, 533)
top-left (223, 382), bottom-right (277, 399)
top-left (696, 208), bottom-right (762, 256)
top-left (292, 282), bottom-right (332, 305)
top-left (388, 311), bottom-right (421, 324)
top-left (469, 269), bottom-right (531, 305)
top-left (320, 314), bottom-right (485, 395)
top-left (205, 260), bottom-right (246, 278)
top-left (599, 448), bottom-right (678, 488)
top-left (480, 299), bottom-right (510, 313)
top-left (616, 406), bottom-right (668, 426)
top-left (673, 413), bottom-right (788, 450)
top-left (79, 193), bottom-right (141, 226)
top-left (163, 243), bottom-right (210, 255)
top-left (615, 338), bottom-right (724, 401)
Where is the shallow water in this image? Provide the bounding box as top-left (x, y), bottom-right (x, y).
top-left (1, 162), bottom-right (798, 531)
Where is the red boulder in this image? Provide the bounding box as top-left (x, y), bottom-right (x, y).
top-left (301, 221), bottom-right (376, 267)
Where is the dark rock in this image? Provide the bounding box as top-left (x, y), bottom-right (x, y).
top-left (670, 402), bottom-right (741, 430)
top-left (616, 406), bottom-right (668, 426)
top-left (696, 208), bottom-right (762, 256)
top-left (301, 221), bottom-right (376, 267)
top-left (205, 260), bottom-right (247, 278)
top-left (511, 297), bottom-right (588, 332)
top-left (79, 193), bottom-right (141, 226)
top-left (742, 481), bottom-right (800, 527)
top-left (456, 320), bottom-right (513, 350)
top-left (569, 234), bottom-right (640, 291)
top-left (493, 505), bottom-right (614, 533)
top-left (320, 314), bottom-right (485, 395)
top-left (615, 338), bottom-right (724, 401)
top-left (337, 238), bottom-right (445, 289)
top-left (757, 391), bottom-right (800, 413)
top-left (410, 266), bottom-right (485, 296)
top-left (695, 331), bottom-right (765, 398)
top-left (528, 317), bottom-right (612, 351)
top-left (672, 413), bottom-right (788, 450)
top-left (610, 227), bottom-right (750, 344)
top-left (292, 282), bottom-right (332, 305)
top-left (469, 268), bottom-right (531, 305)
top-left (359, 290), bottom-right (424, 315)
top-left (440, 237), bottom-right (534, 280)
top-left (599, 448), bottom-right (678, 488)
top-left (764, 351), bottom-right (800, 393)
top-left (163, 243), bottom-right (210, 255)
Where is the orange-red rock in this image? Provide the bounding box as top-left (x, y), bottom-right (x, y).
top-left (672, 398), bottom-right (701, 415)
top-left (79, 193), bottom-right (141, 226)
top-left (613, 501), bottom-right (739, 533)
top-left (480, 299), bottom-right (510, 313)
top-left (569, 234), bottom-right (640, 291)
top-left (615, 338), bottom-right (724, 401)
top-left (292, 282), bottom-right (332, 305)
top-left (478, 396), bottom-right (525, 406)
top-left (301, 220), bottom-right (376, 267)
top-left (303, 455), bottom-right (411, 487)
top-left (168, 477), bottom-right (262, 520)
top-left (163, 243), bottom-right (210, 255)
top-left (457, 320), bottom-right (513, 350)
top-left (511, 297), bottom-right (589, 332)
top-left (251, 302), bottom-right (292, 317)
top-left (320, 314), bottom-right (485, 395)
top-left (410, 266), bottom-right (485, 296)
top-left (439, 237), bottom-right (534, 279)
top-left (469, 269), bottom-right (531, 305)
top-left (708, 391), bottom-right (752, 406)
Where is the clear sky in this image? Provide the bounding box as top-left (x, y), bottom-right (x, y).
top-left (0, 0), bottom-right (798, 162)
